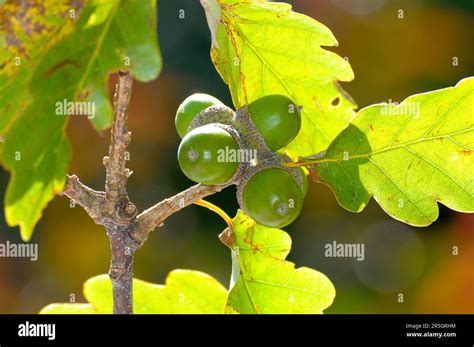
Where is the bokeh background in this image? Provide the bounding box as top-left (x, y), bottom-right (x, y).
top-left (0, 0), bottom-right (473, 313)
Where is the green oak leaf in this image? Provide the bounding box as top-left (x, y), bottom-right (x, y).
top-left (40, 270), bottom-right (228, 314)
top-left (317, 77), bottom-right (474, 226)
top-left (208, 1), bottom-right (356, 157)
top-left (220, 0), bottom-right (267, 4)
top-left (226, 210), bottom-right (336, 313)
top-left (0, 0), bottom-right (80, 77)
top-left (39, 303), bottom-right (97, 314)
top-left (0, 0), bottom-right (162, 240)
top-left (0, 0), bottom-right (82, 134)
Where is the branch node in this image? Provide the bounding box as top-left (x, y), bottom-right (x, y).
top-left (63, 175), bottom-right (106, 222)
top-left (123, 131), bottom-right (132, 146)
top-left (125, 203), bottom-right (137, 218)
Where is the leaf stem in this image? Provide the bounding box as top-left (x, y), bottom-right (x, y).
top-left (195, 199), bottom-right (233, 227)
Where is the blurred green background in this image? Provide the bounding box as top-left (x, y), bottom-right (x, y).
top-left (0, 0), bottom-right (473, 313)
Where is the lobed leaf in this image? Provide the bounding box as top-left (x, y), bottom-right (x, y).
top-left (209, 1), bottom-right (356, 157)
top-left (317, 77), bottom-right (474, 226)
top-left (0, 0), bottom-right (162, 240)
top-left (226, 211), bottom-right (336, 313)
top-left (40, 270), bottom-right (228, 314)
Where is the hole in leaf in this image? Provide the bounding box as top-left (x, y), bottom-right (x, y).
top-left (331, 97), bottom-right (340, 106)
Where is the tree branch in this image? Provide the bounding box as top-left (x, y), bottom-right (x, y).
top-left (101, 70), bottom-right (137, 314)
top-left (105, 70), bottom-right (134, 206)
top-left (63, 70), bottom-right (231, 314)
top-left (106, 222), bottom-right (136, 314)
top-left (63, 174), bottom-right (106, 222)
top-left (131, 183), bottom-right (229, 245)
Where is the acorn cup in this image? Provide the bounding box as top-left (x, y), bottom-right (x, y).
top-left (235, 154), bottom-right (306, 229)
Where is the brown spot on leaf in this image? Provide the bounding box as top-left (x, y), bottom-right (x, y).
top-left (44, 59), bottom-right (80, 78)
top-left (308, 167), bottom-right (321, 183)
top-left (251, 244), bottom-right (261, 253)
top-left (77, 88), bottom-right (91, 101)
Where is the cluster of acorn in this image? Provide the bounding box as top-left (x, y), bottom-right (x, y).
top-left (175, 93), bottom-right (308, 229)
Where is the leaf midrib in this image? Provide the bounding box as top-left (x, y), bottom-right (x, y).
top-left (221, 8), bottom-right (332, 142)
top-left (320, 127), bottom-right (474, 164)
top-left (74, 0), bottom-right (119, 100)
top-left (243, 275), bottom-right (334, 299)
